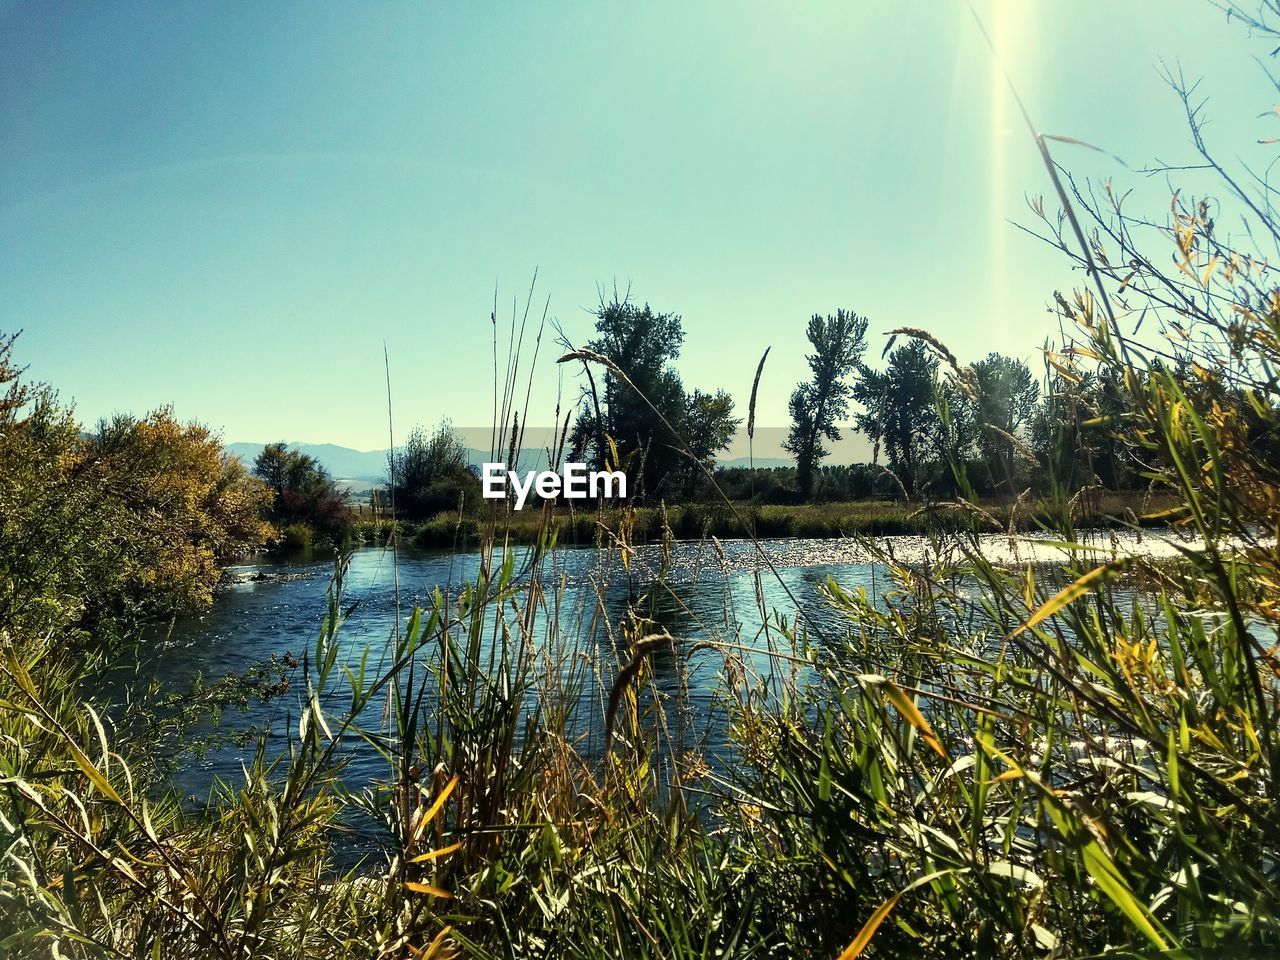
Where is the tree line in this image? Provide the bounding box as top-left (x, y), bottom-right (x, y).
top-left (558, 295), bottom-right (1163, 505)
top-left (251, 295), bottom-right (1161, 540)
top-left (352, 293), bottom-right (1262, 519)
top-left (5, 293), bottom-right (1262, 598)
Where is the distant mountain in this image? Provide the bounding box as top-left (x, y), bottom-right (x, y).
top-left (226, 442), bottom-right (563, 482)
top-left (226, 442), bottom-right (391, 481)
top-left (227, 442), bottom-right (801, 482)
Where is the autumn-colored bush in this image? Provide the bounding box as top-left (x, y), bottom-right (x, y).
top-left (0, 333), bottom-right (272, 640)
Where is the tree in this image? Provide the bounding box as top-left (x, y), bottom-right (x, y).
top-left (568, 296), bottom-right (737, 497)
top-left (852, 341), bottom-right (940, 498)
top-left (1084, 367), bottom-right (1134, 491)
top-left (782, 310), bottom-right (869, 501)
top-left (2, 332), bottom-right (99, 639)
top-left (934, 378), bottom-right (980, 497)
top-left (971, 353), bottom-right (1039, 495)
top-left (252, 443), bottom-right (351, 543)
top-left (1028, 367), bottom-right (1142, 494)
top-left (388, 421), bottom-right (478, 521)
top-left (680, 388), bottom-right (740, 497)
top-left (1, 334), bottom-right (273, 644)
top-left (85, 409), bottom-right (275, 613)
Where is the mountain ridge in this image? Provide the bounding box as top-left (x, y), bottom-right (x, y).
top-left (226, 442), bottom-right (794, 481)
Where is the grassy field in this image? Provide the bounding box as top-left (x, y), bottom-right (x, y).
top-left (350, 490), bottom-right (1176, 549)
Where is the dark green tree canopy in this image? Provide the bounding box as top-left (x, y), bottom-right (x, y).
top-left (782, 310), bottom-right (869, 500)
top-left (852, 340), bottom-right (940, 498)
top-left (971, 353), bottom-right (1039, 494)
top-left (569, 297), bottom-right (738, 497)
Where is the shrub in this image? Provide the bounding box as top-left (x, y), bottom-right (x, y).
top-left (388, 422), bottom-right (480, 522)
top-left (252, 442), bottom-right (352, 544)
top-left (278, 522), bottom-right (315, 551)
top-left (1, 339), bottom-right (272, 641)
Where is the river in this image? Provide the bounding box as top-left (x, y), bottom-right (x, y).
top-left (134, 528), bottom-right (1200, 807)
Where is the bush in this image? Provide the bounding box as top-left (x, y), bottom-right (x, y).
top-left (252, 442), bottom-right (352, 544)
top-left (0, 339), bottom-right (272, 641)
top-left (278, 522), bottom-right (315, 551)
top-left (388, 422), bottom-right (480, 522)
top-left (410, 514), bottom-right (478, 548)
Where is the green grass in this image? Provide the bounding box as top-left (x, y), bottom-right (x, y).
top-left (348, 490), bottom-right (1174, 549)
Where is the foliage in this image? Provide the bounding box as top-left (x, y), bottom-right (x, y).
top-left (970, 353), bottom-right (1039, 495)
top-left (252, 442), bottom-right (352, 545)
top-left (83, 409), bottom-right (274, 616)
top-left (680, 387), bottom-right (739, 497)
top-left (387, 421), bottom-right (479, 522)
top-left (7, 6), bottom-right (1280, 957)
top-left (782, 310), bottom-right (869, 500)
top-left (1027, 366), bottom-right (1138, 496)
top-left (0, 338), bottom-right (271, 642)
top-left (853, 340), bottom-right (940, 497)
top-left (568, 296), bottom-right (739, 498)
top-left (7, 263), bottom-right (1278, 955)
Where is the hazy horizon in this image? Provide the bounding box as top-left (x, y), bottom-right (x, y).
top-left (225, 424), bottom-right (872, 470)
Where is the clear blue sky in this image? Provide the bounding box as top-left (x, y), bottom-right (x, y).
top-left (2, 1), bottom-right (1274, 451)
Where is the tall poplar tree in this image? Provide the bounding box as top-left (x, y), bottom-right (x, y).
top-left (783, 310), bottom-right (869, 500)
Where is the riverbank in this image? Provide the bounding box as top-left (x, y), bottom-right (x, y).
top-left (350, 491), bottom-right (1175, 548)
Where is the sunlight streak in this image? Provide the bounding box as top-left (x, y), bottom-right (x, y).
top-left (988, 2), bottom-right (1028, 346)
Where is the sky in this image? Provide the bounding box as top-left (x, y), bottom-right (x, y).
top-left (3, 1), bottom-right (1278, 454)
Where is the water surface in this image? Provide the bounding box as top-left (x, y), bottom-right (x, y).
top-left (139, 529), bottom-right (1202, 803)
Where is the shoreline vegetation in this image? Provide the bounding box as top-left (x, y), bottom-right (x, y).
top-left (4, 5), bottom-right (1280, 958)
top-left (347, 491), bottom-right (1179, 549)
